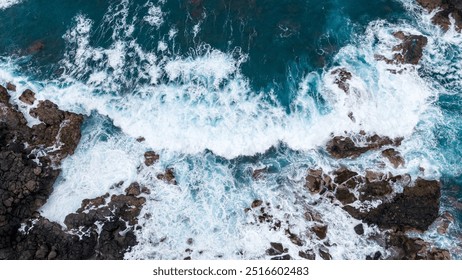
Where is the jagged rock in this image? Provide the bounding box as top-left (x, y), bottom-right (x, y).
top-left (266, 242), bottom-right (286, 256)
top-left (125, 182), bottom-right (141, 197)
top-left (334, 168), bottom-right (358, 185)
top-left (345, 178), bottom-right (440, 231)
top-left (392, 32), bottom-right (428, 65)
top-left (157, 168), bottom-right (177, 185)
top-left (286, 229), bottom-right (303, 246)
top-left (434, 211), bottom-right (455, 234)
top-left (305, 169), bottom-right (332, 193)
top-left (387, 231), bottom-right (450, 260)
top-left (359, 180), bottom-right (393, 201)
top-left (382, 148), bottom-right (405, 168)
top-left (29, 100), bottom-right (84, 164)
top-left (331, 68), bottom-right (352, 93)
top-left (19, 89), bottom-right (36, 105)
top-left (326, 134), bottom-right (401, 159)
top-left (318, 247), bottom-right (332, 260)
top-left (335, 186), bottom-right (356, 204)
top-left (6, 83), bottom-right (16, 92)
top-left (144, 151), bottom-right (159, 166)
top-left (312, 224), bottom-right (328, 240)
top-left (299, 250), bottom-right (316, 260)
top-left (417, 0), bottom-right (462, 31)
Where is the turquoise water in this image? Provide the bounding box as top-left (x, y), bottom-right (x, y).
top-left (1, 0), bottom-right (461, 259)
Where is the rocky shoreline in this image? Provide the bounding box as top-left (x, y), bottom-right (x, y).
top-left (0, 86), bottom-right (148, 259)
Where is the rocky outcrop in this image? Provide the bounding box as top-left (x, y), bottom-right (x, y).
top-left (417, 0), bottom-right (462, 31)
top-left (144, 151), bottom-right (159, 166)
top-left (8, 183), bottom-right (146, 260)
top-left (391, 32), bottom-right (428, 65)
top-left (375, 31), bottom-right (428, 65)
top-left (326, 133), bottom-right (402, 159)
top-left (331, 68), bottom-right (352, 93)
top-left (387, 231), bottom-right (450, 260)
top-left (1, 86), bottom-right (83, 254)
top-left (345, 178), bottom-right (440, 231)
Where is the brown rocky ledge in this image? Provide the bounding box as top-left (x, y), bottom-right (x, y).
top-left (375, 31), bottom-right (428, 65)
top-left (326, 133), bottom-right (403, 159)
top-left (417, 0), bottom-right (462, 31)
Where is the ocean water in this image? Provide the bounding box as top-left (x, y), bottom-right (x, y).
top-left (0, 0), bottom-right (461, 259)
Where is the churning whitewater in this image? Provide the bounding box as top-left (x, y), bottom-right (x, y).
top-left (0, 0), bottom-right (461, 260)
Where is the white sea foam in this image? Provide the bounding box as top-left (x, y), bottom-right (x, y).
top-left (0, 0), bottom-right (20, 10)
top-left (144, 5), bottom-right (164, 28)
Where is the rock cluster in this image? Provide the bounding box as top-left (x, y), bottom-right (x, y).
top-left (417, 0), bottom-right (462, 30)
top-left (1, 85), bottom-right (83, 255)
top-left (1, 85), bottom-right (146, 259)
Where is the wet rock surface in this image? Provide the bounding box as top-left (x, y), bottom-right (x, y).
top-left (326, 134), bottom-right (402, 159)
top-left (331, 68), bottom-right (352, 93)
top-left (417, 0), bottom-right (462, 30)
top-left (8, 182), bottom-right (145, 260)
top-left (1, 86), bottom-right (82, 255)
top-left (1, 86), bottom-right (145, 259)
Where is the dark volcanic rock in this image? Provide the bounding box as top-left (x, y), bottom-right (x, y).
top-left (354, 224), bottom-right (364, 235)
top-left (335, 186), bottom-right (356, 204)
top-left (266, 242), bottom-right (286, 256)
top-left (7, 182), bottom-right (146, 260)
top-left (359, 180), bottom-right (393, 201)
top-left (345, 178), bottom-right (440, 231)
top-left (299, 249), bottom-right (316, 260)
top-left (318, 247), bottom-right (332, 260)
top-left (0, 90), bottom-right (83, 257)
